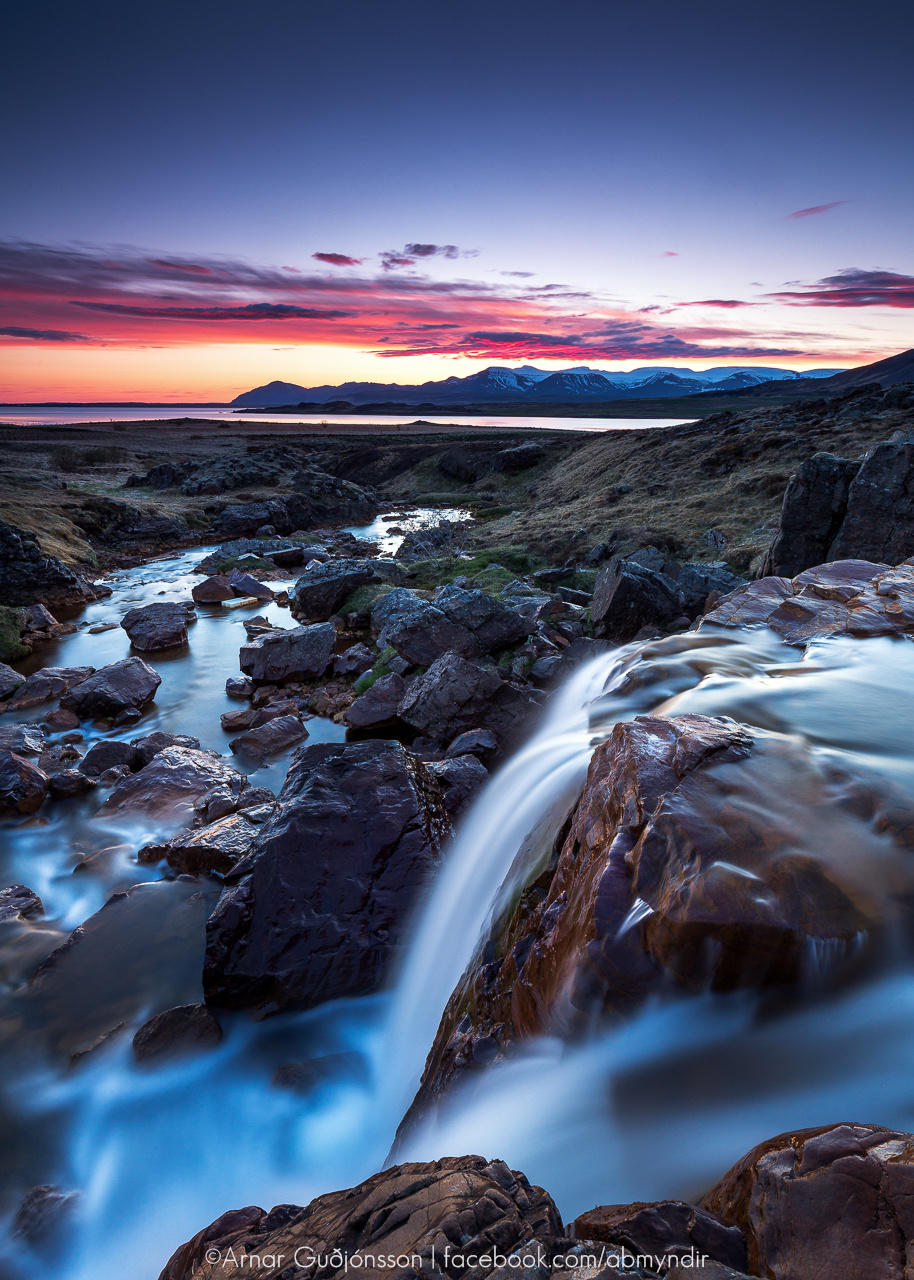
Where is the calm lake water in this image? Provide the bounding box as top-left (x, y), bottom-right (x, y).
top-left (0, 405), bottom-right (691, 432)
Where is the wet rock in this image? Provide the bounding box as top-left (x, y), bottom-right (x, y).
top-left (42, 706), bottom-right (80, 730)
top-left (79, 738), bottom-right (141, 777)
top-left (332, 642), bottom-right (375, 676)
top-left (592, 555), bottom-right (685, 640)
top-left (435, 583), bottom-right (535, 653)
top-left (100, 747), bottom-right (250, 822)
top-left (291, 558), bottom-right (380, 621)
top-left (139, 808), bottom-right (269, 876)
top-left (0, 884), bottom-right (43, 922)
top-left (130, 731), bottom-right (202, 768)
top-left (132, 1003), bottom-right (223, 1064)
top-left (47, 768), bottom-right (96, 798)
top-left (0, 723), bottom-right (46, 756)
top-left (225, 675), bottom-right (253, 699)
top-left (445, 727), bottom-right (499, 762)
top-left (371, 589), bottom-right (476, 665)
top-left (0, 519), bottom-right (104, 608)
top-left (573, 1201), bottom-right (747, 1273)
top-left (702, 1122), bottom-right (914, 1280)
top-left (670, 561), bottom-right (746, 613)
top-left (159, 1155), bottom-right (562, 1280)
top-left (702, 557), bottom-right (914, 646)
top-left (121, 601), bottom-right (196, 652)
top-left (271, 1051), bottom-right (364, 1095)
top-left (427, 754), bottom-right (489, 817)
top-left (240, 622), bottom-right (336, 684)
top-left (12, 1184), bottom-right (78, 1246)
top-left (0, 751), bottom-right (50, 814)
top-left (204, 740), bottom-right (450, 1014)
top-left (191, 575), bottom-right (235, 604)
top-left (0, 661), bottom-right (24, 700)
top-left (227, 568), bottom-right (273, 600)
top-left (344, 674), bottom-right (405, 729)
top-left (6, 665), bottom-right (94, 710)
top-left (398, 651), bottom-right (542, 751)
top-left (229, 715), bottom-right (309, 761)
top-left (61, 657), bottom-right (161, 720)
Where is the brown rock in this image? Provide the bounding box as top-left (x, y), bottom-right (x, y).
top-left (191, 575), bottom-right (235, 604)
top-left (100, 746), bottom-right (250, 822)
top-left (228, 714), bottom-right (309, 761)
top-left (0, 750), bottom-right (49, 814)
top-left (61, 657), bottom-right (161, 720)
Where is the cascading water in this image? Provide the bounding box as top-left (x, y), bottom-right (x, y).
top-left (4, 547), bottom-right (914, 1277)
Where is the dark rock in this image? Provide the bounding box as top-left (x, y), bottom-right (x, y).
top-left (7, 665), bottom-right (94, 710)
top-left (573, 1200), bottom-right (746, 1273)
top-left (670, 561), bottom-right (746, 613)
top-left (398, 651), bottom-right (542, 750)
top-left (48, 768), bottom-right (96, 798)
top-left (239, 622), bottom-right (336, 684)
top-left (225, 676), bottom-right (253, 699)
top-left (702, 1122), bottom-right (914, 1280)
top-left (271, 1051), bottom-right (364, 1095)
top-left (191, 575), bottom-right (235, 604)
top-left (438, 446), bottom-right (485, 481)
top-left (371, 588), bottom-right (476, 665)
top-left (0, 519), bottom-right (104, 608)
top-left (492, 442), bottom-right (547, 471)
top-left (394, 520), bottom-right (469, 561)
top-left (427, 754), bottom-right (489, 816)
top-left (73, 495), bottom-right (189, 548)
top-left (139, 808), bottom-right (268, 876)
top-left (203, 740), bottom-right (450, 1013)
top-left (445, 727), bottom-right (499, 762)
top-left (0, 751), bottom-right (49, 814)
top-left (100, 747), bottom-right (250, 822)
top-left (435, 583), bottom-right (534, 652)
top-left (227, 569), bottom-right (273, 600)
top-left (332, 642), bottom-right (375, 676)
top-left (159, 1155), bottom-right (561, 1280)
top-left (0, 723), bottom-right (46, 755)
top-left (291, 558), bottom-right (379, 621)
top-left (591, 556), bottom-right (685, 640)
top-left (79, 738), bottom-right (141, 777)
top-left (61, 657), bottom-right (161, 720)
top-left (0, 884), bottom-right (43, 922)
top-left (761, 452), bottom-right (858, 577)
top-left (121, 601), bottom-right (196, 652)
top-left (130, 731), bottom-right (202, 768)
top-left (42, 706), bottom-right (80, 730)
top-left (13, 1184), bottom-right (78, 1246)
top-left (215, 499), bottom-right (289, 538)
top-left (0, 661), bottom-right (24, 700)
top-left (344, 674), bottom-right (405, 728)
top-left (229, 715), bottom-right (309, 761)
top-left (132, 1003), bottom-right (223, 1064)
top-left (268, 544), bottom-right (305, 568)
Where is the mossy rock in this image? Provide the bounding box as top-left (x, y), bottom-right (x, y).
top-left (353, 645), bottom-right (398, 694)
top-left (341, 582), bottom-right (393, 620)
top-left (0, 606), bottom-right (27, 661)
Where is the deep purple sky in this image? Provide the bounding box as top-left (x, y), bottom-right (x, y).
top-left (1, 0), bottom-right (912, 399)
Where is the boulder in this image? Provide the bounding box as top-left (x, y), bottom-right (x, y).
top-left (371, 589), bottom-right (476, 665)
top-left (132, 1003), bottom-right (223, 1064)
top-left (591, 555), bottom-right (685, 640)
top-left (227, 569), bottom-right (273, 600)
top-left (395, 520), bottom-right (468, 561)
top-left (159, 1156), bottom-right (562, 1280)
top-left (332, 642), bottom-right (375, 677)
top-left (573, 1201), bottom-right (746, 1274)
top-left (61, 657), bottom-right (161, 720)
top-left (79, 738), bottom-right (141, 777)
top-left (445, 727), bottom-right (499, 762)
top-left (100, 747), bottom-right (251, 822)
top-left (0, 751), bottom-right (49, 814)
top-left (398, 651), bottom-right (542, 750)
top-left (215, 499), bottom-right (288, 538)
top-left (139, 808), bottom-right (269, 876)
top-left (268, 544), bottom-right (305, 568)
top-left (761, 452), bottom-right (859, 577)
top-left (191, 575), bottom-right (235, 604)
top-left (426, 754), bottom-right (489, 817)
top-left (48, 768), bottom-right (96, 798)
top-left (0, 519), bottom-right (104, 609)
top-left (0, 661), bottom-right (25, 700)
top-left (239, 622), bottom-right (336, 684)
top-left (492, 441), bottom-right (547, 471)
top-left (130, 731), bottom-right (202, 768)
top-left (0, 723), bottom-right (46, 756)
top-left (225, 676), bottom-right (252, 699)
top-left (344, 674), bottom-right (405, 729)
top-left (702, 1122), bottom-right (914, 1280)
top-left (229, 715), bottom-right (309, 761)
top-left (435, 583), bottom-right (534, 653)
top-left (0, 884), bottom-right (43, 922)
top-left (121, 601), bottom-right (196, 652)
top-left (72, 495), bottom-right (189, 548)
top-left (291, 558), bottom-right (379, 621)
top-left (6, 665), bottom-right (94, 710)
top-left (203, 740), bottom-right (450, 1013)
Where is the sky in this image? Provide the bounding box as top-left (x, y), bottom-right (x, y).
top-left (1, 0), bottom-right (912, 402)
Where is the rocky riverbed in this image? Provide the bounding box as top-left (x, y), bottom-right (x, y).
top-left (3, 389), bottom-right (914, 1277)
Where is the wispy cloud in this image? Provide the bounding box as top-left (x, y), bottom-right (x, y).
top-left (312, 252), bottom-right (363, 267)
top-left (787, 201), bottom-right (848, 220)
top-left (0, 324), bottom-right (94, 342)
top-left (660, 250), bottom-right (679, 257)
top-left (677, 298), bottom-right (754, 309)
top-left (73, 301), bottom-right (351, 320)
top-left (770, 268), bottom-right (914, 307)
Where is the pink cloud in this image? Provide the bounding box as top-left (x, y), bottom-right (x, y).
top-left (787, 201), bottom-right (848, 220)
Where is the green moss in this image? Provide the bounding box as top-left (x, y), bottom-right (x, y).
top-left (340, 582), bottom-right (392, 619)
top-left (353, 644), bottom-right (397, 694)
top-left (209, 553), bottom-right (274, 573)
top-left (0, 606), bottom-right (27, 662)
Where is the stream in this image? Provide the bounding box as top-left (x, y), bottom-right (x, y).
top-left (2, 542), bottom-right (914, 1276)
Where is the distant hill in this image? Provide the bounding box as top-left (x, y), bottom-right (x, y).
top-left (231, 362), bottom-right (844, 408)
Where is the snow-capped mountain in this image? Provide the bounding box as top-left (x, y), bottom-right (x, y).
top-left (231, 363), bottom-right (845, 407)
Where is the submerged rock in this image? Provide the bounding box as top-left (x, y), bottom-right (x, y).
top-left (133, 1003), bottom-right (223, 1064)
top-left (61, 657), bottom-right (161, 720)
top-left (204, 740), bottom-right (451, 1014)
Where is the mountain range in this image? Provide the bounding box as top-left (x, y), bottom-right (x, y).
top-left (231, 363), bottom-right (845, 407)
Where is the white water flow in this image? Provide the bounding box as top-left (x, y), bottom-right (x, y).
top-left (5, 553), bottom-right (914, 1277)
